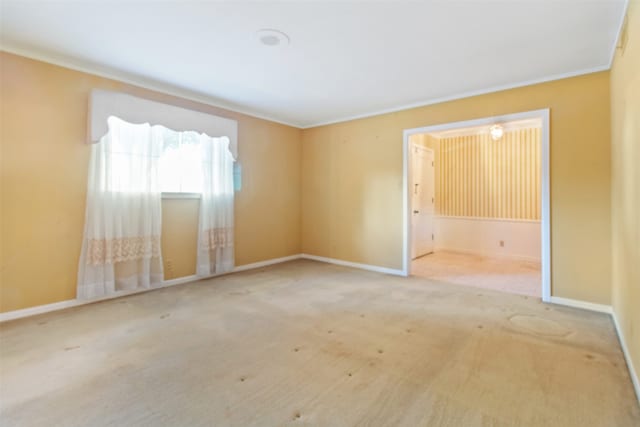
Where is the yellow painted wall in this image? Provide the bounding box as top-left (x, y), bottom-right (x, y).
top-left (610, 0), bottom-right (640, 392)
top-left (0, 50), bottom-right (619, 311)
top-left (161, 199), bottom-right (199, 280)
top-left (302, 71), bottom-right (612, 304)
top-left (409, 133), bottom-right (438, 151)
top-left (437, 128), bottom-right (541, 220)
top-left (0, 52), bottom-right (302, 312)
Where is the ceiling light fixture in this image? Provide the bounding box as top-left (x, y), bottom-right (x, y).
top-left (255, 29), bottom-right (290, 47)
top-left (490, 124), bottom-right (504, 141)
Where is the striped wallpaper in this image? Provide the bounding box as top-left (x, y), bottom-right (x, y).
top-left (436, 128), bottom-right (541, 220)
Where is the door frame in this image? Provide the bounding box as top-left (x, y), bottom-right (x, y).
top-left (410, 143), bottom-right (435, 259)
top-left (402, 108), bottom-right (551, 302)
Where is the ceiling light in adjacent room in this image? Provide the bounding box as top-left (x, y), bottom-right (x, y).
top-left (490, 124), bottom-right (504, 140)
top-left (255, 29), bottom-right (290, 47)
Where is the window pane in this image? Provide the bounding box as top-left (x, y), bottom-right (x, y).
top-left (179, 142), bottom-right (203, 192)
top-left (159, 145), bottom-right (182, 192)
top-left (159, 128), bottom-right (203, 193)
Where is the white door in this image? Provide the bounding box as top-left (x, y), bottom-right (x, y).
top-left (411, 144), bottom-right (435, 259)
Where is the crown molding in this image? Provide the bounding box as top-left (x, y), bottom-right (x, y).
top-left (2, 38), bottom-right (618, 130)
top-left (608, 0), bottom-right (630, 69)
top-left (0, 42), bottom-right (302, 129)
top-left (302, 65), bottom-right (610, 128)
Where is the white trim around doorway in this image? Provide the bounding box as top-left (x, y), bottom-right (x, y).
top-left (402, 108), bottom-right (551, 302)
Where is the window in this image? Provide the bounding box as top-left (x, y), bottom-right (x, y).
top-left (98, 118), bottom-right (232, 197)
top-left (158, 127), bottom-right (204, 194)
top-left (79, 115), bottom-right (236, 299)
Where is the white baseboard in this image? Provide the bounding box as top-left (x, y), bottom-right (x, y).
top-left (548, 296), bottom-right (613, 314)
top-left (2, 253), bottom-right (638, 405)
top-left (301, 253), bottom-right (406, 276)
top-left (0, 300), bottom-right (84, 323)
top-left (529, 296), bottom-right (639, 402)
top-left (612, 311), bottom-right (640, 404)
top-left (161, 275), bottom-right (199, 287)
top-left (233, 254), bottom-right (302, 272)
top-left (0, 285), bottom-right (192, 323)
top-left (0, 254), bottom-right (303, 323)
top-left (434, 247), bottom-right (541, 264)
top-left (0, 253), bottom-right (399, 322)
top-left (164, 254), bottom-right (303, 284)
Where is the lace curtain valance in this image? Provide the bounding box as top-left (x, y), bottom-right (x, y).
top-left (89, 89), bottom-right (238, 159)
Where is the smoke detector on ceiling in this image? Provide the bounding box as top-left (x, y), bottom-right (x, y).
top-left (255, 29), bottom-right (290, 47)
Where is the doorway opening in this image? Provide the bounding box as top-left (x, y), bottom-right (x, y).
top-left (402, 109), bottom-right (550, 301)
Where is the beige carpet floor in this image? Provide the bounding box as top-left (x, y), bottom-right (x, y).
top-left (412, 251), bottom-right (541, 297)
top-left (1, 259), bottom-right (638, 427)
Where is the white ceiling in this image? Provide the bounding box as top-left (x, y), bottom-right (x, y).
top-left (0, 1), bottom-right (627, 128)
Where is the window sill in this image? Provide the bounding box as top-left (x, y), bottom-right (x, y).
top-left (162, 192), bottom-right (202, 199)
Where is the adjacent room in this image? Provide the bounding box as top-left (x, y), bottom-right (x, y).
top-left (408, 117), bottom-right (543, 298)
top-left (1, 1), bottom-right (639, 426)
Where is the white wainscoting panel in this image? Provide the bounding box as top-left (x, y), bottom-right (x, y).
top-left (434, 216), bottom-right (541, 262)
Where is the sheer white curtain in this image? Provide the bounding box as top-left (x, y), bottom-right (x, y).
top-left (77, 116), bottom-right (164, 299)
top-left (197, 135), bottom-right (235, 276)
